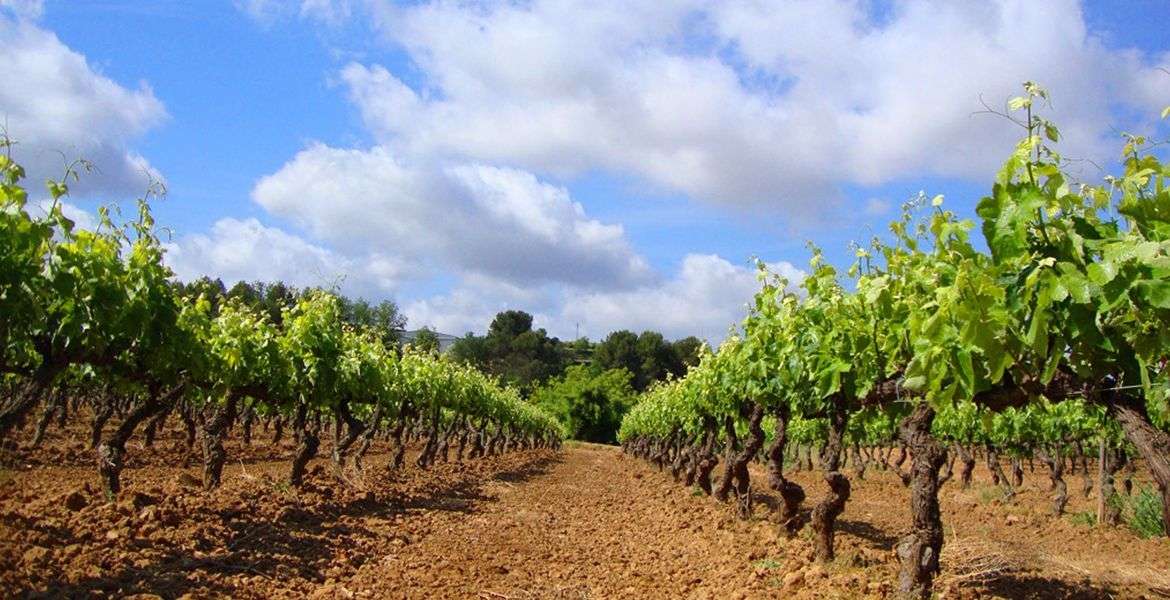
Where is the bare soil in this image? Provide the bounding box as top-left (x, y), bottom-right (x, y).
top-left (2, 435), bottom-right (1168, 599)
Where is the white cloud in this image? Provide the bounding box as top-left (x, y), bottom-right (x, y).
top-left (252, 143), bottom-right (653, 290)
top-left (0, 0), bottom-right (42, 20)
top-left (561, 254), bottom-right (803, 341)
top-left (328, 0), bottom-right (1170, 212)
top-left (404, 254), bottom-right (803, 341)
top-left (34, 198), bottom-right (97, 231)
top-left (234, 0), bottom-right (1170, 337)
top-left (404, 286), bottom-right (558, 338)
top-left (236, 0), bottom-right (353, 25)
top-left (165, 217), bottom-right (412, 298)
top-left (0, 18), bottom-right (167, 197)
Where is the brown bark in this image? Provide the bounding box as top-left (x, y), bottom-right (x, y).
top-left (330, 399), bottom-right (367, 470)
top-left (455, 417), bottom-right (469, 462)
top-left (240, 405), bottom-right (255, 446)
top-left (896, 403), bottom-right (946, 600)
top-left (811, 401), bottom-right (850, 563)
top-left (271, 416), bottom-right (284, 446)
top-left (714, 415), bottom-right (739, 502)
top-left (289, 405), bottom-right (319, 488)
top-left (696, 417), bottom-right (718, 495)
top-left (416, 406), bottom-right (441, 468)
top-left (851, 443), bottom-right (866, 480)
top-left (90, 401), bottom-right (113, 450)
top-left (956, 443), bottom-right (975, 489)
top-left (733, 403), bottom-right (766, 518)
top-left (0, 363), bottom-right (59, 441)
top-left (1105, 393), bottom-right (1170, 537)
top-left (201, 393), bottom-right (241, 490)
top-left (811, 472), bottom-right (850, 562)
top-left (938, 449), bottom-right (956, 486)
top-left (30, 388), bottom-right (64, 448)
top-left (353, 404), bottom-right (384, 472)
top-left (683, 439), bottom-right (700, 487)
top-left (389, 400), bottom-right (413, 470)
top-left (1038, 447), bottom-right (1068, 517)
top-left (986, 446), bottom-right (1014, 500)
top-left (142, 402), bottom-right (171, 448)
top-left (670, 432), bottom-right (687, 482)
top-left (1098, 446), bottom-right (1125, 526)
top-left (765, 404), bottom-right (805, 536)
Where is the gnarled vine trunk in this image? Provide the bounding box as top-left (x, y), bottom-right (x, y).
top-left (986, 445), bottom-right (1014, 500)
top-left (201, 392), bottom-right (242, 490)
top-left (732, 403), bottom-right (766, 518)
top-left (811, 401), bottom-right (850, 563)
top-left (290, 404), bottom-right (320, 488)
top-left (956, 443), bottom-right (975, 489)
top-left (97, 385), bottom-right (179, 497)
top-left (30, 388), bottom-right (65, 448)
top-left (352, 403), bottom-right (384, 472)
top-left (0, 363), bottom-right (60, 442)
top-left (895, 404), bottom-right (946, 600)
top-left (331, 398), bottom-right (367, 471)
top-left (1038, 447), bottom-right (1068, 517)
top-left (1106, 392), bottom-right (1170, 537)
top-left (714, 415), bottom-right (739, 502)
top-left (696, 417), bottom-right (718, 495)
top-left (766, 404), bottom-right (805, 536)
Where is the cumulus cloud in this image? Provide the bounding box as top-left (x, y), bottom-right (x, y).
top-left (404, 285), bottom-right (559, 338)
top-left (235, 0), bottom-right (353, 25)
top-left (326, 0), bottom-right (1170, 212)
top-left (0, 0), bottom-right (42, 20)
top-left (561, 254), bottom-right (804, 341)
top-left (165, 217), bottom-right (413, 298)
top-left (252, 143), bottom-right (653, 290)
top-left (236, 0), bottom-right (1170, 336)
top-left (0, 18), bottom-right (167, 197)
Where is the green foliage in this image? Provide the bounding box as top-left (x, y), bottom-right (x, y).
top-left (450, 310), bottom-right (567, 393)
top-left (592, 330), bottom-right (641, 381)
top-left (0, 143), bottom-right (566, 445)
top-left (1126, 486), bottom-right (1167, 538)
top-left (594, 330), bottom-right (691, 391)
top-left (532, 366), bottom-right (634, 443)
top-left (411, 328), bottom-right (441, 354)
top-left (1069, 510), bottom-right (1097, 528)
top-left (617, 83), bottom-right (1170, 546)
top-left (751, 558), bottom-right (782, 570)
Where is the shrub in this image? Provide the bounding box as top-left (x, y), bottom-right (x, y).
top-left (1126, 486), bottom-right (1166, 539)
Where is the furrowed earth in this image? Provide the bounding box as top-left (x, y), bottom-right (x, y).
top-left (2, 423), bottom-right (1168, 599)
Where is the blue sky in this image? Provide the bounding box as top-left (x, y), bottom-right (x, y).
top-left (2, 0), bottom-right (1169, 341)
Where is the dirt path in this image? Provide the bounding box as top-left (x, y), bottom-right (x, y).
top-left (4, 442), bottom-right (1170, 599)
top-left (342, 444), bottom-right (774, 599)
top-left (336, 444), bottom-right (1170, 599)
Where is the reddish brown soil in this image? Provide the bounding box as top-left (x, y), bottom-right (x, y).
top-left (2, 434), bottom-right (1168, 599)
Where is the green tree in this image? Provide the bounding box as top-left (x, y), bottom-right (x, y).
top-left (411, 327), bottom-right (441, 354)
top-left (488, 310), bottom-right (533, 341)
top-left (671, 336), bottom-right (703, 372)
top-left (594, 330), bottom-right (640, 381)
top-left (450, 332), bottom-right (491, 365)
top-left (533, 366), bottom-right (634, 443)
top-left (636, 331), bottom-right (678, 389)
top-left (340, 296), bottom-right (407, 346)
top-left (453, 310), bottom-right (566, 392)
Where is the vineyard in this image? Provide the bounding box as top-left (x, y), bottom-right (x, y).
top-left (0, 85), bottom-right (1169, 599)
top-left (618, 86), bottom-right (1170, 598)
